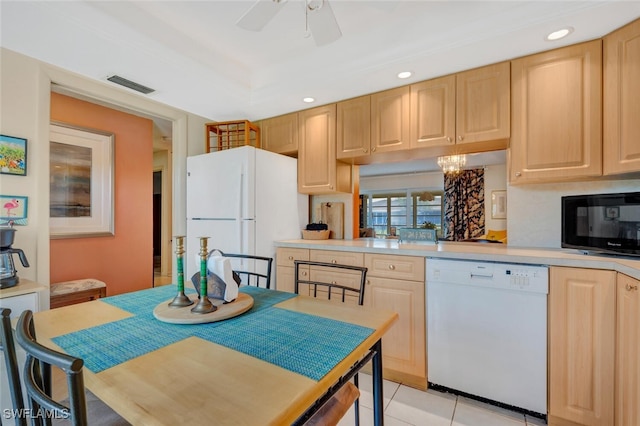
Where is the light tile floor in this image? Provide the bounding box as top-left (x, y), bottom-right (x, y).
top-left (338, 374), bottom-right (547, 426)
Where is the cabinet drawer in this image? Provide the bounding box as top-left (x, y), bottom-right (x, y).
top-left (310, 250), bottom-right (364, 267)
top-left (0, 292), bottom-right (39, 314)
top-left (276, 248), bottom-right (309, 267)
top-left (365, 253), bottom-right (425, 281)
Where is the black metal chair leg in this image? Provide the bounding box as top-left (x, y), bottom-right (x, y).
top-left (354, 373), bottom-right (360, 425)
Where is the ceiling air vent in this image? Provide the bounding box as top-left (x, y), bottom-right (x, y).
top-left (106, 75), bottom-right (155, 94)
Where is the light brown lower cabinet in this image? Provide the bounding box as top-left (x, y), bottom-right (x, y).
top-left (549, 267), bottom-right (616, 426)
top-left (549, 267), bottom-right (640, 426)
top-left (275, 248), bottom-right (427, 388)
top-left (616, 273), bottom-right (640, 426)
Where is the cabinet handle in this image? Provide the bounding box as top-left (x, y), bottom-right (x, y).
top-left (515, 172), bottom-right (522, 177)
top-left (331, 281), bottom-right (337, 285)
top-left (458, 135), bottom-right (463, 141)
top-left (288, 256), bottom-right (294, 260)
top-left (366, 280), bottom-right (370, 285)
top-left (447, 137), bottom-right (452, 143)
top-left (363, 149), bottom-right (368, 153)
top-left (302, 271), bottom-right (308, 276)
top-left (371, 147), bottom-right (376, 152)
top-left (626, 284), bottom-right (639, 291)
top-left (388, 264), bottom-right (395, 270)
top-left (331, 259), bottom-right (337, 264)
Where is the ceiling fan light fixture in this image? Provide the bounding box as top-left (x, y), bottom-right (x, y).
top-left (437, 154), bottom-right (467, 174)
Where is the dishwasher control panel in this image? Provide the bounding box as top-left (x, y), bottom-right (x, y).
top-left (426, 259), bottom-right (549, 294)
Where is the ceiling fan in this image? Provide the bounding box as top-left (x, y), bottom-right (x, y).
top-left (236, 0), bottom-right (342, 46)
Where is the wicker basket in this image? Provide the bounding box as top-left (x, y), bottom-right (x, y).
top-left (302, 229), bottom-right (330, 240)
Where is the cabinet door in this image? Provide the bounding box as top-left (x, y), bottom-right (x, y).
top-left (298, 104), bottom-right (350, 194)
top-left (549, 267), bottom-right (615, 426)
top-left (410, 75), bottom-right (456, 148)
top-left (510, 41), bottom-right (602, 183)
top-left (371, 86), bottom-right (411, 154)
top-left (456, 62), bottom-right (510, 144)
top-left (366, 276), bottom-right (426, 382)
top-left (616, 273), bottom-right (640, 426)
top-left (604, 19), bottom-right (640, 175)
top-left (261, 113), bottom-right (299, 154)
top-left (337, 96), bottom-right (371, 159)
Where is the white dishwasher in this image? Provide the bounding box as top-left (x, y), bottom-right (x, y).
top-left (426, 258), bottom-right (548, 417)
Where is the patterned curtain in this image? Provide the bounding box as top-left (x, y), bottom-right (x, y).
top-left (443, 168), bottom-right (485, 241)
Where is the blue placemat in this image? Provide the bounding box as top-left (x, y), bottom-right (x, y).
top-left (52, 286), bottom-right (373, 381)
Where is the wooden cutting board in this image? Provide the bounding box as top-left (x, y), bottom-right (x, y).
top-left (315, 202), bottom-right (344, 239)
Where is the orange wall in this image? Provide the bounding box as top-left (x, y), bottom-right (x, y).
top-left (50, 93), bottom-right (153, 295)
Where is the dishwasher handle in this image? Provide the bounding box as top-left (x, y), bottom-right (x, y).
top-left (470, 272), bottom-right (494, 279)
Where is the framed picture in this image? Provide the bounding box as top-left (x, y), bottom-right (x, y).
top-left (604, 206), bottom-right (620, 220)
top-left (491, 190), bottom-right (507, 219)
top-left (0, 195), bottom-right (28, 225)
top-left (49, 123), bottom-right (114, 238)
top-left (0, 134), bottom-right (27, 176)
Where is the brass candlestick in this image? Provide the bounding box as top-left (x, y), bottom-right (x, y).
top-left (168, 236), bottom-right (193, 308)
top-left (191, 237), bottom-right (217, 314)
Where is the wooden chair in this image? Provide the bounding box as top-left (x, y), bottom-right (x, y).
top-left (294, 260), bottom-right (369, 425)
top-left (15, 310), bottom-right (129, 426)
top-left (1, 308), bottom-right (27, 426)
top-left (210, 249), bottom-right (273, 289)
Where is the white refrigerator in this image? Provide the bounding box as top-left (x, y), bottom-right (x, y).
top-left (185, 146), bottom-right (308, 288)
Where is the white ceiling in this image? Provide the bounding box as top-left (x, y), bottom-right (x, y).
top-left (2, 1), bottom-right (639, 124)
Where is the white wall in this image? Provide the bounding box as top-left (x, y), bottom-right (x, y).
top-left (0, 47), bottom-right (211, 286)
top-left (508, 178), bottom-right (640, 248)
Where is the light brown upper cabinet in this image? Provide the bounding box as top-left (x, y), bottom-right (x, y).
top-left (604, 18), bottom-right (640, 175)
top-left (410, 75), bottom-right (456, 149)
top-left (336, 95), bottom-right (371, 159)
top-left (298, 104), bottom-right (351, 194)
top-left (260, 112), bottom-right (299, 155)
top-left (410, 62), bottom-right (509, 149)
top-left (510, 40), bottom-right (602, 184)
top-left (371, 86), bottom-right (411, 154)
top-left (456, 62), bottom-right (511, 145)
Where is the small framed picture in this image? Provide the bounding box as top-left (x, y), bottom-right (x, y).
top-left (0, 134), bottom-right (27, 176)
top-left (0, 195), bottom-right (28, 225)
top-left (604, 206), bottom-right (620, 220)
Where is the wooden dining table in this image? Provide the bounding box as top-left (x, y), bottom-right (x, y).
top-left (32, 285), bottom-right (398, 425)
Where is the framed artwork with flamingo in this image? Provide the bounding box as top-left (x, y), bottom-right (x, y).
top-left (0, 134), bottom-right (27, 176)
top-left (49, 123), bottom-right (114, 238)
top-left (0, 195), bottom-right (28, 225)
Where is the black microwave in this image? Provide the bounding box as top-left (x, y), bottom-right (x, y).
top-left (561, 192), bottom-right (640, 257)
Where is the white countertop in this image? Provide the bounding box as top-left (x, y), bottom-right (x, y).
top-left (275, 239), bottom-right (640, 281)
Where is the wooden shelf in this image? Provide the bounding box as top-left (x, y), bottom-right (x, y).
top-left (205, 120), bottom-right (261, 153)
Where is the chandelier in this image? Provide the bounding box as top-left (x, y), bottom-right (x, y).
top-left (437, 154), bottom-right (467, 174)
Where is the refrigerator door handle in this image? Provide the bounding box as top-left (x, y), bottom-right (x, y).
top-left (237, 170), bottom-right (244, 252)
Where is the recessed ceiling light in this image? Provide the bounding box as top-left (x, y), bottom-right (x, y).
top-left (397, 71), bottom-right (412, 79)
top-left (303, 97), bottom-right (315, 103)
top-left (546, 27), bottom-right (574, 41)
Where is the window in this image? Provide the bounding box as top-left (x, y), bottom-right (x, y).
top-left (362, 191), bottom-right (442, 237)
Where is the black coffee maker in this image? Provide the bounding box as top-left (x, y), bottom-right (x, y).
top-left (0, 226), bottom-right (30, 289)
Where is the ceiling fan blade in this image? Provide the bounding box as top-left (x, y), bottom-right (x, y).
top-left (307, 0), bottom-right (342, 46)
top-left (236, 0), bottom-right (287, 31)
